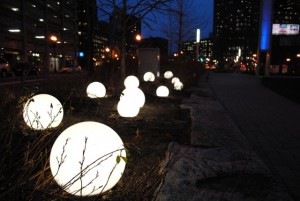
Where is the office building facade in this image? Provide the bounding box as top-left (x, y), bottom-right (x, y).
top-left (0, 0), bottom-right (78, 72)
top-left (213, 0), bottom-right (260, 65)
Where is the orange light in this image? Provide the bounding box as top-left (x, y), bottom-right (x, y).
top-left (135, 34), bottom-right (141, 41)
top-left (50, 35), bottom-right (57, 42)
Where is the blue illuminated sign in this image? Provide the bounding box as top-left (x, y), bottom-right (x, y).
top-left (78, 52), bottom-right (84, 57)
top-left (259, 0), bottom-right (273, 51)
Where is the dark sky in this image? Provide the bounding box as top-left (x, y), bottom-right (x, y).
top-left (142, 0), bottom-right (214, 40)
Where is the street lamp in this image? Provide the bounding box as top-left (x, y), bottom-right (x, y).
top-left (135, 34), bottom-right (141, 42)
top-left (50, 35), bottom-right (58, 72)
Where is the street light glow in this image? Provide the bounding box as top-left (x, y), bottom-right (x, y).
top-left (135, 34), bottom-right (141, 41)
top-left (50, 35), bottom-right (57, 42)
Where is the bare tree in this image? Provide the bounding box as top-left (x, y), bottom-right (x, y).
top-left (160, 0), bottom-right (210, 53)
top-left (98, 0), bottom-right (173, 81)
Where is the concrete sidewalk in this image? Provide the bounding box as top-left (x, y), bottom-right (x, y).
top-left (207, 72), bottom-right (300, 200)
top-left (154, 73), bottom-right (294, 201)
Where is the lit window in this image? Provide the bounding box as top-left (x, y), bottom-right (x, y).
top-left (35, 36), bottom-right (45, 39)
top-left (9, 29), bottom-right (21, 32)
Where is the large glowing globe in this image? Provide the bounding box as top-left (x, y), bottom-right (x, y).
top-left (117, 98), bottom-right (140, 117)
top-left (143, 72), bottom-right (155, 82)
top-left (86, 82), bottom-right (106, 98)
top-left (50, 121), bottom-right (126, 196)
top-left (156, 86), bottom-right (169, 97)
top-left (23, 94), bottom-right (63, 130)
top-left (124, 75), bottom-right (139, 89)
top-left (121, 88), bottom-right (145, 108)
top-left (164, 71), bottom-right (173, 79)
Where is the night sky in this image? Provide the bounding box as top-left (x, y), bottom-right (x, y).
top-left (142, 0), bottom-right (214, 40)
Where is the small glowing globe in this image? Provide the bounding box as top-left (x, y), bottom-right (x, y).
top-left (171, 77), bottom-right (180, 84)
top-left (86, 82), bottom-right (106, 98)
top-left (23, 94), bottom-right (63, 130)
top-left (143, 72), bottom-right (155, 82)
top-left (164, 71), bottom-right (173, 79)
top-left (117, 99), bottom-right (140, 117)
top-left (121, 88), bottom-right (145, 108)
top-left (156, 86), bottom-right (169, 97)
top-left (174, 81), bottom-right (184, 90)
top-left (50, 121), bottom-right (126, 196)
top-left (124, 75), bottom-right (139, 88)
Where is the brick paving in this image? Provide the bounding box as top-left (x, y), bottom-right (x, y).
top-left (207, 72), bottom-right (300, 201)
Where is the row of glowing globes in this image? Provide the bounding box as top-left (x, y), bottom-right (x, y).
top-left (21, 71), bottom-right (183, 197)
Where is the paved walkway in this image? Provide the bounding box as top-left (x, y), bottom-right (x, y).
top-left (207, 72), bottom-right (300, 201)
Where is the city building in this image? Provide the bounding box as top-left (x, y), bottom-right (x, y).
top-left (271, 0), bottom-right (300, 74)
top-left (95, 21), bottom-right (110, 66)
top-left (213, 0), bottom-right (260, 66)
top-left (213, 0), bottom-right (300, 74)
top-left (182, 38), bottom-right (213, 61)
top-left (140, 37), bottom-right (168, 58)
top-left (77, 0), bottom-right (99, 70)
top-left (182, 41), bottom-right (196, 59)
top-left (200, 38), bottom-right (213, 59)
top-left (0, 0), bottom-right (78, 72)
top-left (109, 8), bottom-right (142, 59)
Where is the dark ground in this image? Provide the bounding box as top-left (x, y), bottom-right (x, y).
top-left (0, 73), bottom-right (192, 200)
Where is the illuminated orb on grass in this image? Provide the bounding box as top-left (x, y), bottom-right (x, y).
top-left (50, 121), bottom-right (126, 196)
top-left (156, 86), bottom-right (169, 97)
top-left (86, 82), bottom-right (106, 98)
top-left (124, 75), bottom-right (139, 88)
top-left (171, 77), bottom-right (180, 84)
top-left (164, 71), bottom-right (173, 79)
top-left (143, 72), bottom-right (155, 82)
top-left (23, 94), bottom-right (63, 130)
top-left (117, 98), bottom-right (140, 117)
top-left (121, 88), bottom-right (145, 108)
top-left (174, 81), bottom-right (184, 90)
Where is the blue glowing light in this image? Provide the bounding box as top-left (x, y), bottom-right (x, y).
top-left (259, 0), bottom-right (273, 51)
top-left (78, 52), bottom-right (84, 57)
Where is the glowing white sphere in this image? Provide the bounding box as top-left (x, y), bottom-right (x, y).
top-left (23, 94), bottom-right (63, 130)
top-left (117, 99), bottom-right (140, 117)
top-left (86, 82), bottom-right (106, 98)
top-left (156, 86), bottom-right (169, 97)
top-left (143, 72), bottom-right (155, 82)
top-left (50, 121), bottom-right (126, 196)
top-left (124, 75), bottom-right (139, 89)
top-left (174, 81), bottom-right (184, 90)
top-left (121, 88), bottom-right (145, 108)
top-left (164, 71), bottom-right (173, 79)
top-left (171, 77), bottom-right (180, 84)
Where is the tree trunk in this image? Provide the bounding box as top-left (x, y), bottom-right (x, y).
top-left (120, 0), bottom-right (127, 80)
